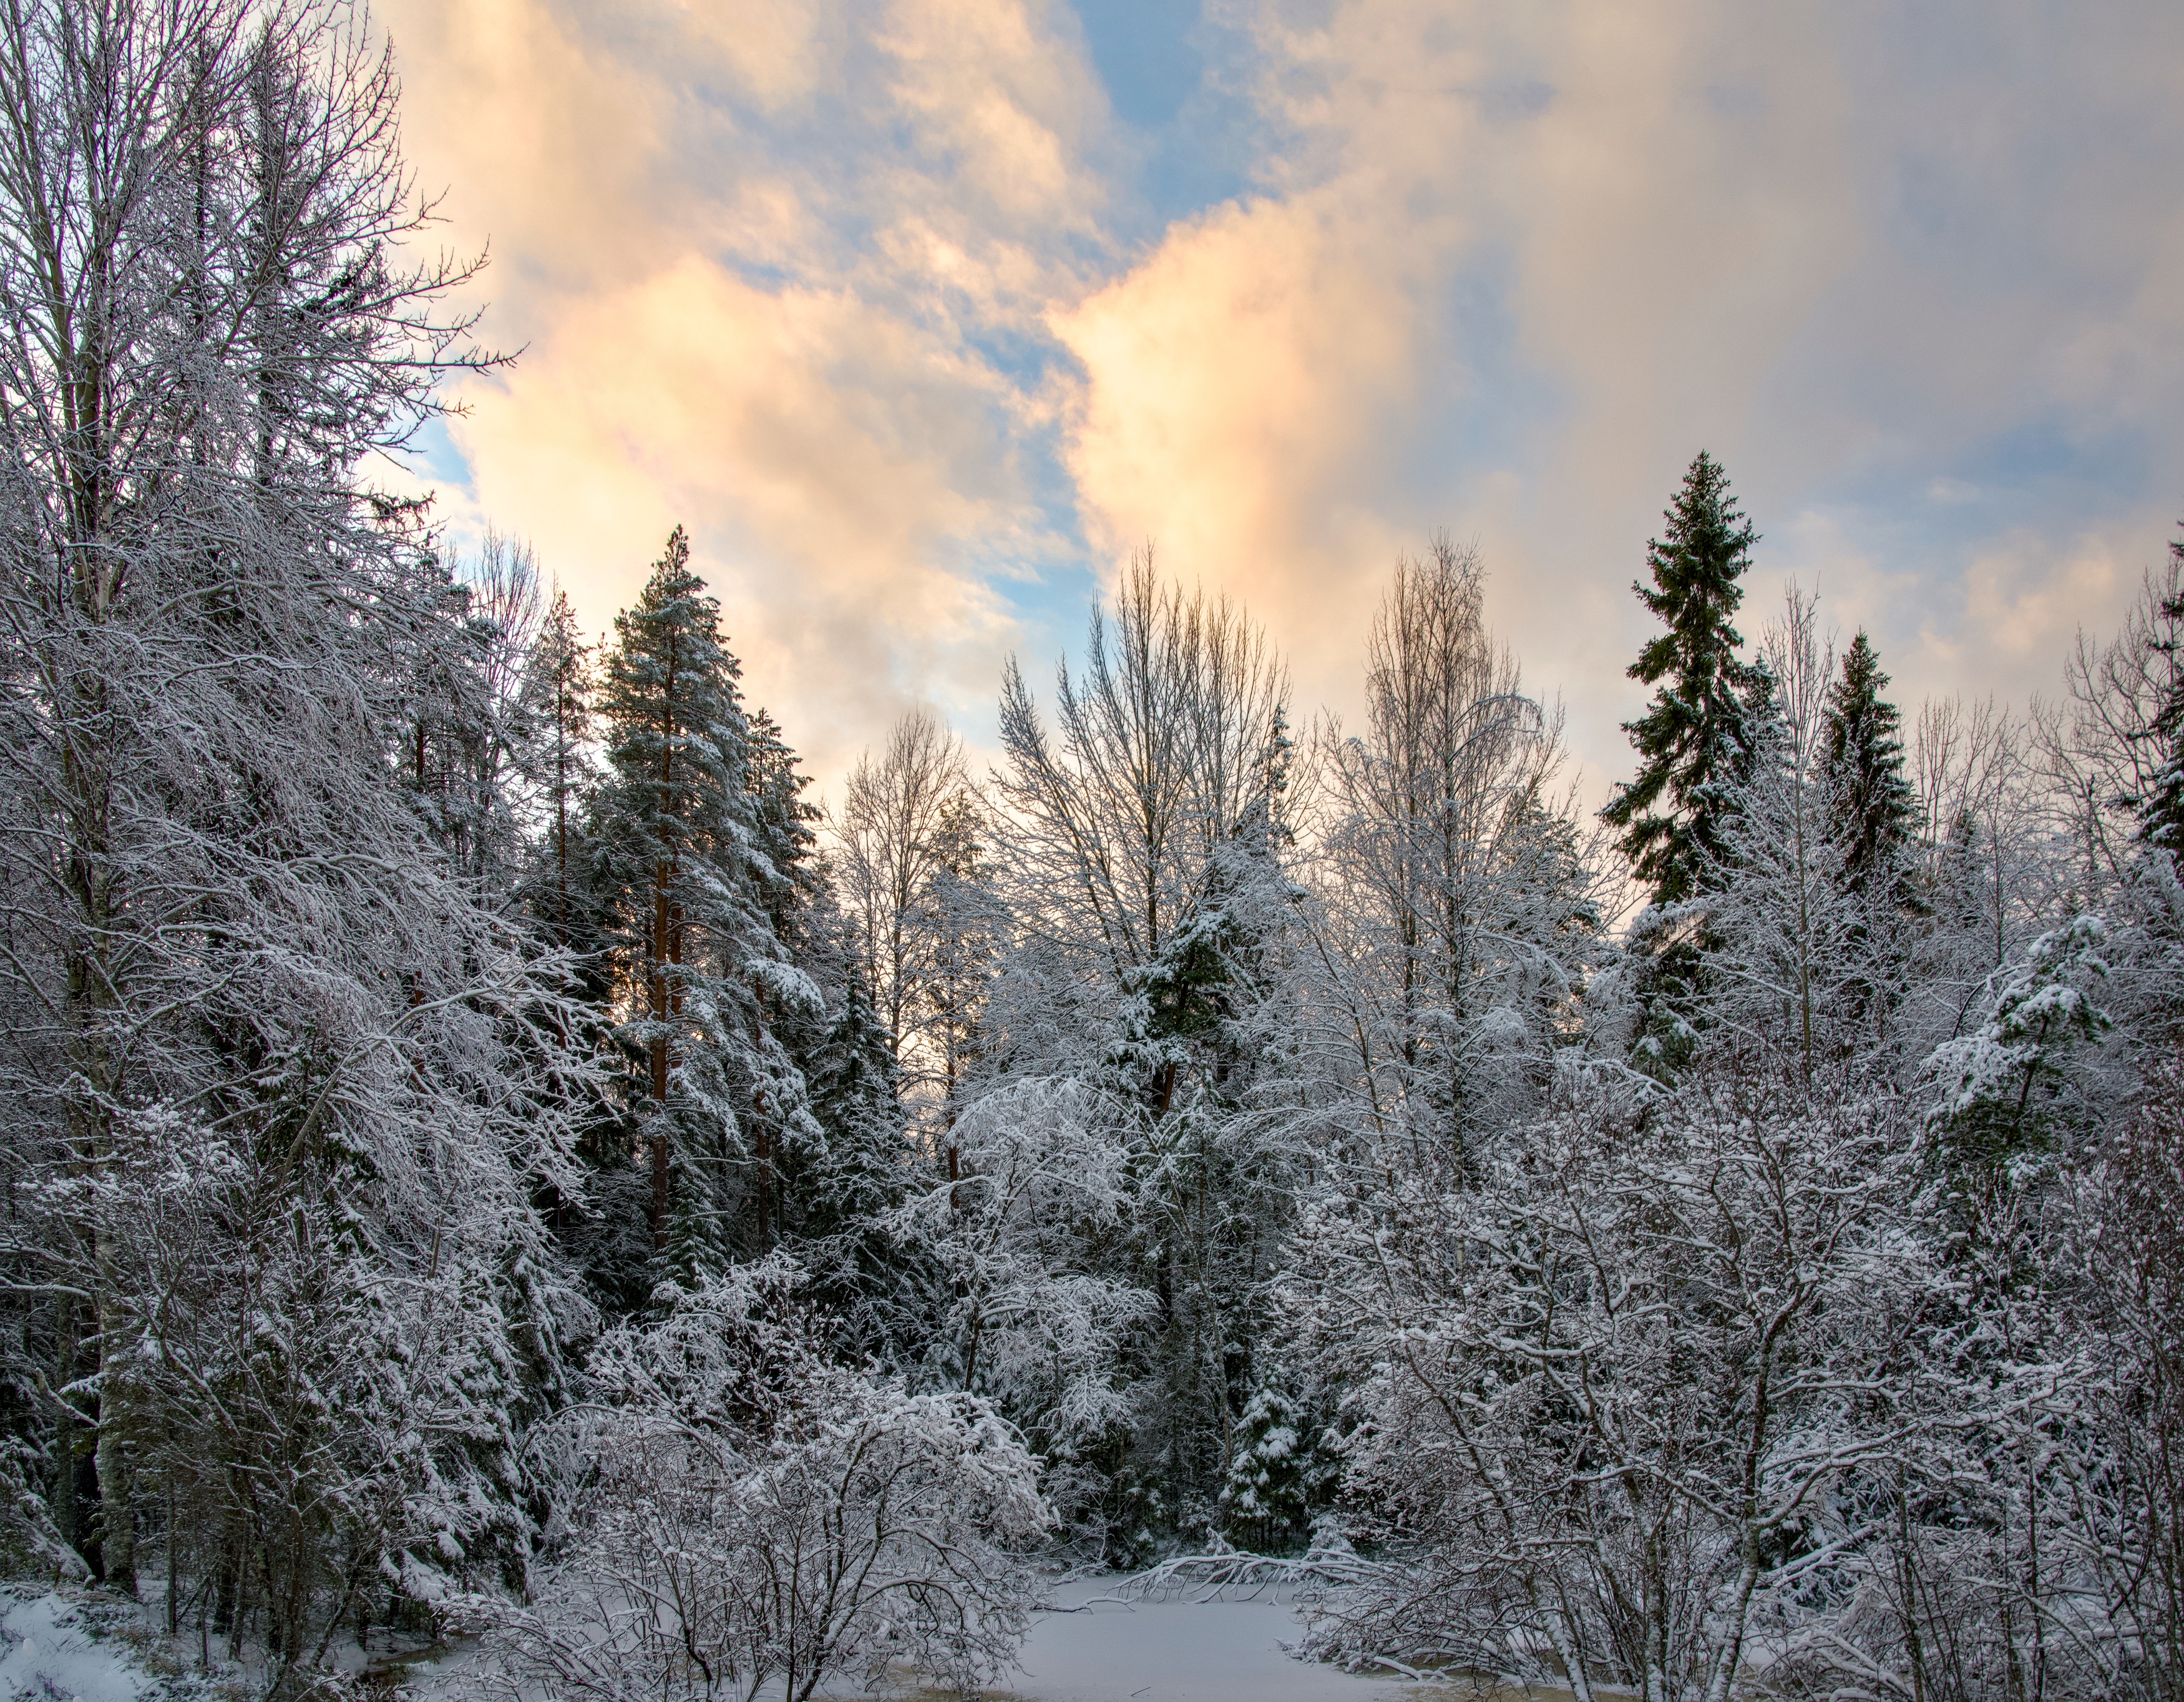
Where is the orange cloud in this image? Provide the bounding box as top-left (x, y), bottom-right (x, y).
top-left (446, 254), bottom-right (1031, 782)
top-left (379, 0), bottom-right (670, 316)
top-left (1050, 192), bottom-right (1427, 705)
top-left (374, 0), bottom-right (2184, 808)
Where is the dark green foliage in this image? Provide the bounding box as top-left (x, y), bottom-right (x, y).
top-left (1217, 1379), bottom-right (1338, 1552)
top-left (1058, 1425), bottom-right (1168, 1570)
top-left (522, 590), bottom-right (603, 957)
top-left (595, 527), bottom-right (753, 921)
top-left (1601, 451), bottom-right (1764, 907)
top-left (809, 974), bottom-right (901, 1156)
top-left (587, 527), bottom-right (821, 1297)
top-left (2134, 535), bottom-right (2184, 854)
top-left (1826, 631), bottom-right (1916, 899)
top-left (797, 974), bottom-right (918, 1336)
top-left (745, 704), bottom-right (826, 951)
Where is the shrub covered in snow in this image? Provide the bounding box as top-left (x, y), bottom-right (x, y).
top-left (489, 1261), bottom-right (1050, 1701)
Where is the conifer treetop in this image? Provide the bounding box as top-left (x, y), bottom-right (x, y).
top-left (1601, 449), bottom-right (1762, 906)
top-left (1825, 628), bottom-right (1915, 894)
top-left (598, 526), bottom-right (751, 855)
top-left (2137, 531), bottom-right (2184, 851)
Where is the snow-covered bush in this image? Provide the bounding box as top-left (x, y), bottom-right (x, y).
top-left (1292, 1077), bottom-right (1937, 1701)
top-left (1926, 912), bottom-right (2113, 1175)
top-left (894, 1077), bottom-right (1156, 1450)
top-left (491, 1261), bottom-right (1049, 1701)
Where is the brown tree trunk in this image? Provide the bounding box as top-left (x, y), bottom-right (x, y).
top-left (95, 1234), bottom-right (135, 1595)
top-left (649, 866), bottom-right (671, 1250)
top-left (754, 1093), bottom-right (772, 1253)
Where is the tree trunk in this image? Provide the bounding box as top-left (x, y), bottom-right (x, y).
top-left (649, 864), bottom-right (671, 1249)
top-left (754, 1119), bottom-right (772, 1252)
top-left (51, 1293), bottom-right (80, 1565)
top-left (94, 1238), bottom-right (135, 1595)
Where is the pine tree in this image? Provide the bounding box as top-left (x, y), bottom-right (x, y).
top-left (1825, 630), bottom-right (1916, 898)
top-left (1601, 452), bottom-right (1763, 906)
top-left (593, 527), bottom-right (814, 1278)
top-left (523, 589), bottom-right (600, 954)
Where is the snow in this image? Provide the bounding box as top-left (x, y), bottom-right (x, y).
top-left (0, 1593), bottom-right (147, 1702)
top-left (989, 1580), bottom-right (1406, 1702)
top-left (394, 1578), bottom-right (1554, 1702)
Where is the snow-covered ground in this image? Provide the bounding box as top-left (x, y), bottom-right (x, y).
top-left (0, 1583), bottom-right (449, 1701)
top-left (0, 1592), bottom-right (151, 1702)
top-left (397, 1576), bottom-right (1563, 1702)
top-left (0, 1580), bottom-right (1569, 1702)
top-left (993, 1578), bottom-right (1408, 1702)
top-left (0, 1588), bottom-right (240, 1702)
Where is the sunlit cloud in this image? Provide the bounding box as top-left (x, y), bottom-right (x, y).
top-left (1050, 192), bottom-right (1425, 685)
top-left (378, 0), bottom-right (2184, 805)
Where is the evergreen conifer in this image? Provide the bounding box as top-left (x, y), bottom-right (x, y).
top-left (800, 972), bottom-right (919, 1349)
top-left (1602, 452), bottom-right (1763, 906)
top-left (2135, 536), bottom-right (2184, 854)
top-left (1825, 630), bottom-right (1916, 897)
top-left (522, 590), bottom-right (600, 955)
top-left (593, 527), bottom-right (816, 1283)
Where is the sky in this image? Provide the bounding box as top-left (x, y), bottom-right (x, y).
top-left (373, 0), bottom-right (2184, 810)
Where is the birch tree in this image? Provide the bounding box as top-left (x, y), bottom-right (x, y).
top-left (1304, 538), bottom-right (1600, 1172)
top-left (1295, 1077), bottom-right (1935, 1702)
top-left (832, 706), bottom-right (977, 1115)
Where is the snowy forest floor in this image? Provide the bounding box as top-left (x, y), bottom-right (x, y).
top-left (940, 1578), bottom-right (1572, 1702)
top-left (0, 1583), bottom-right (253, 1700)
top-left (0, 1577), bottom-right (1588, 1702)
top-left (391, 1577), bottom-right (1579, 1702)
top-left (0, 1580), bottom-right (462, 1700)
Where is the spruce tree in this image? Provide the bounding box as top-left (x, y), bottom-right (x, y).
top-left (746, 703), bottom-right (826, 945)
top-left (1601, 452), bottom-right (1763, 906)
top-left (593, 527), bottom-right (814, 1279)
top-left (809, 972), bottom-right (904, 1176)
top-left (800, 972), bottom-right (917, 1349)
top-left (1825, 630), bottom-right (1916, 897)
top-left (522, 590), bottom-right (600, 954)
top-left (2135, 537), bottom-right (2184, 855)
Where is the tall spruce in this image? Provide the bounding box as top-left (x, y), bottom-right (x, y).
top-left (2136, 534), bottom-right (2184, 854)
top-left (1825, 630), bottom-right (1915, 897)
top-left (593, 528), bottom-right (816, 1277)
top-left (524, 589), bottom-right (600, 953)
top-left (1601, 451), bottom-right (1762, 906)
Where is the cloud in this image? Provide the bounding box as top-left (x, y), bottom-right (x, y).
top-left (377, 0), bottom-right (2184, 809)
top-left (378, 0), bottom-right (1119, 793)
top-left (379, 0), bottom-right (671, 314)
top-left (448, 254), bottom-right (1034, 781)
top-left (1105, 0), bottom-right (2182, 795)
top-left (1050, 191), bottom-right (1426, 688)
top-left (880, 0), bottom-right (1109, 231)
top-left (671, 0), bottom-right (828, 111)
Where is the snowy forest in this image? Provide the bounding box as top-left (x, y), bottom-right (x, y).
top-left (0, 2), bottom-right (2180, 1700)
